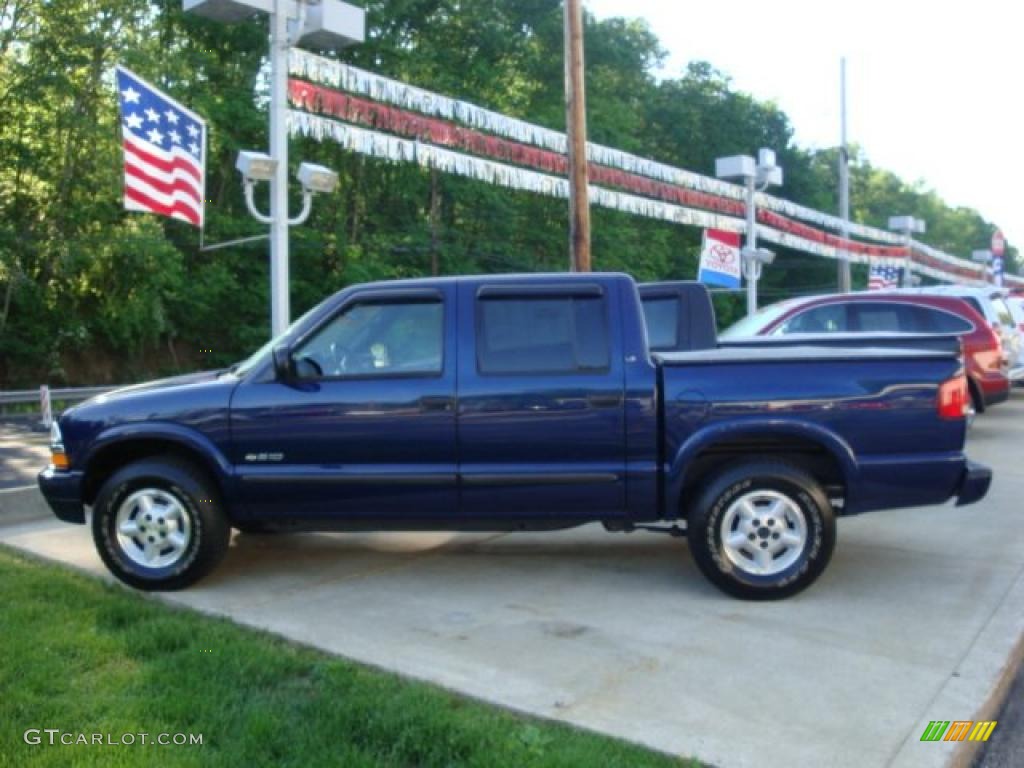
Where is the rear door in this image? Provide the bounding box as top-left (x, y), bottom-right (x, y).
top-left (456, 279), bottom-right (626, 520)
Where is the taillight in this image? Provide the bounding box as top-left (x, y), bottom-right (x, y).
top-left (937, 375), bottom-right (968, 420)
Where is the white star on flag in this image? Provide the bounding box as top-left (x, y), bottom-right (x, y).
top-left (169, 130), bottom-right (182, 144)
top-left (146, 127), bottom-right (163, 145)
top-left (188, 141), bottom-right (200, 155)
top-left (144, 107), bottom-right (160, 123)
top-left (187, 124), bottom-right (199, 138)
top-left (124, 112), bottom-right (144, 129)
top-left (122, 86), bottom-right (140, 103)
top-left (165, 110), bottom-right (179, 124)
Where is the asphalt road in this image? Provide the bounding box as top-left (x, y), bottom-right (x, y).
top-left (0, 419), bottom-right (48, 490)
top-left (975, 648), bottom-right (1024, 767)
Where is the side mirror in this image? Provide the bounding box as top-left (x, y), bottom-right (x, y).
top-left (271, 344), bottom-right (293, 381)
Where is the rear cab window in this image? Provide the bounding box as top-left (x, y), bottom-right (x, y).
top-left (641, 297), bottom-right (680, 351)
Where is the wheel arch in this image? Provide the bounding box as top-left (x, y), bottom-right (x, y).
top-left (80, 425), bottom-right (232, 507)
top-left (668, 421), bottom-right (857, 518)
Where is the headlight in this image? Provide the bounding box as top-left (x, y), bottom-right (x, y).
top-left (49, 422), bottom-right (69, 469)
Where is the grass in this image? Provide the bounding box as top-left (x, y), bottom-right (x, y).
top-left (0, 548), bottom-right (699, 768)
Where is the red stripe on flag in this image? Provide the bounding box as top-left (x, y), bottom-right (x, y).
top-left (124, 163), bottom-right (202, 204)
top-left (125, 186), bottom-right (201, 227)
top-left (123, 139), bottom-right (202, 184)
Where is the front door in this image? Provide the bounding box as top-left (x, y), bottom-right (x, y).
top-left (231, 285), bottom-right (457, 523)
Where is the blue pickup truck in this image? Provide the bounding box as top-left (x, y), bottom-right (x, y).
top-left (38, 273), bottom-right (991, 599)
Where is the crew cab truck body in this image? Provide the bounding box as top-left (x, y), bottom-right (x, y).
top-left (39, 273), bottom-right (991, 598)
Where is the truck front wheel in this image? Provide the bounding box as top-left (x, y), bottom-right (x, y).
top-left (688, 462), bottom-right (836, 600)
top-left (91, 457), bottom-right (230, 591)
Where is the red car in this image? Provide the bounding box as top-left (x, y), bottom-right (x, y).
top-left (721, 292), bottom-right (1010, 413)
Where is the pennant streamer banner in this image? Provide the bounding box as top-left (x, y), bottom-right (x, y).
top-left (288, 48), bottom-right (1020, 288)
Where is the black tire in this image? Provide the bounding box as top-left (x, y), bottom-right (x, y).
top-left (91, 456), bottom-right (230, 591)
top-left (687, 461), bottom-right (836, 600)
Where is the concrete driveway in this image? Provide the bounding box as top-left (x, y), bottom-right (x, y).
top-left (2, 396), bottom-right (1023, 768)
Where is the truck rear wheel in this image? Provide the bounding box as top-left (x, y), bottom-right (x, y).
top-left (91, 456), bottom-right (230, 591)
top-left (687, 462), bottom-right (836, 600)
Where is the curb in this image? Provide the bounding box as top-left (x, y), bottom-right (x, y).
top-left (0, 487), bottom-right (52, 527)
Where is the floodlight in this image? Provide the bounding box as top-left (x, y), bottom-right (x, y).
top-left (888, 215), bottom-right (926, 234)
top-left (300, 0), bottom-right (366, 49)
top-left (742, 247), bottom-right (776, 266)
top-left (297, 162), bottom-right (339, 194)
top-left (236, 151), bottom-right (277, 182)
top-left (715, 155), bottom-right (756, 180)
top-left (757, 148), bottom-right (777, 168)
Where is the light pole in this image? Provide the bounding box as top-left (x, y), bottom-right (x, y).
top-left (888, 215), bottom-right (926, 287)
top-left (837, 56), bottom-right (852, 293)
top-left (716, 149), bottom-right (782, 315)
top-left (184, 0), bottom-right (365, 335)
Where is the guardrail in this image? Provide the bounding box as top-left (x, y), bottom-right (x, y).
top-left (0, 386), bottom-right (116, 426)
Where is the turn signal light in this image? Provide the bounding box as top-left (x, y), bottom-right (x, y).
top-left (937, 376), bottom-right (968, 420)
top-left (51, 451), bottom-right (70, 470)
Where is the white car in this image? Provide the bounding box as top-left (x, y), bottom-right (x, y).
top-left (896, 285), bottom-right (1023, 378)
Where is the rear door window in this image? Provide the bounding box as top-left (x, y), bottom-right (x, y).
top-left (925, 308), bottom-right (974, 334)
top-left (850, 302), bottom-right (926, 332)
top-left (477, 296), bottom-right (610, 375)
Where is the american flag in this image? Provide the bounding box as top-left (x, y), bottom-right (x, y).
top-left (115, 66), bottom-right (206, 228)
top-left (868, 264), bottom-right (901, 290)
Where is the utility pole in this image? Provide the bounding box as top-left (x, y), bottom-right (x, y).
top-left (564, 0), bottom-right (591, 272)
top-left (837, 57), bottom-right (852, 293)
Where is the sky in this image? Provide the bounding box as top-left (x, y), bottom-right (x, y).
top-left (587, 0), bottom-right (1021, 251)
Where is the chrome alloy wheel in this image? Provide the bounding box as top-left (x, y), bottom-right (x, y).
top-left (720, 489), bottom-right (808, 576)
top-left (114, 488), bottom-right (192, 569)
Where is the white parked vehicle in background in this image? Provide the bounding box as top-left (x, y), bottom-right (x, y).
top-left (896, 285), bottom-right (1024, 381)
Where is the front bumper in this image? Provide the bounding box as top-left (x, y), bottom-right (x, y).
top-left (954, 461), bottom-right (992, 507)
top-left (37, 467), bottom-right (86, 524)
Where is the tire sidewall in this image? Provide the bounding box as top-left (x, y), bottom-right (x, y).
top-left (93, 465), bottom-right (206, 586)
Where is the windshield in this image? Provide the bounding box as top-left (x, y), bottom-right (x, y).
top-left (990, 296), bottom-right (1015, 327)
top-left (719, 299), bottom-right (801, 339)
top-left (228, 303), bottom-right (325, 377)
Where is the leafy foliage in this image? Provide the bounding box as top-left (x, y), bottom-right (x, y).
top-left (0, 1), bottom-right (1015, 385)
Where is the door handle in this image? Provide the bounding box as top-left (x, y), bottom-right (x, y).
top-left (419, 396), bottom-right (453, 412)
top-left (587, 393), bottom-right (623, 408)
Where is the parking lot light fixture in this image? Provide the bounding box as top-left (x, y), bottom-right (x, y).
top-left (888, 216), bottom-right (926, 287)
top-left (716, 150), bottom-right (783, 316)
top-left (184, 0), bottom-right (365, 336)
